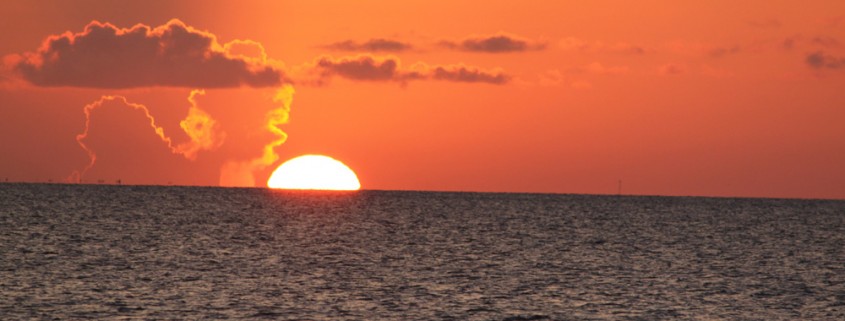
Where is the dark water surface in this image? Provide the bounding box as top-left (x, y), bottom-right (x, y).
top-left (1, 183), bottom-right (843, 320)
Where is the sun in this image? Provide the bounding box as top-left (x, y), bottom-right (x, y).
top-left (267, 154), bottom-right (361, 190)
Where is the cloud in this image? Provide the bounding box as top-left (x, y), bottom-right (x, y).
top-left (538, 69), bottom-right (564, 86)
top-left (70, 96), bottom-right (178, 182)
top-left (324, 39), bottom-right (413, 52)
top-left (824, 16), bottom-right (845, 28)
top-left (313, 55), bottom-right (421, 82)
top-left (306, 55), bottom-right (510, 85)
top-left (7, 19), bottom-right (285, 88)
top-left (68, 91), bottom-right (226, 182)
top-left (176, 90), bottom-right (226, 160)
top-left (558, 37), bottom-right (648, 55)
top-left (567, 62), bottom-right (629, 75)
top-left (428, 64), bottom-right (510, 84)
top-left (782, 37), bottom-right (798, 50)
top-left (665, 41), bottom-right (743, 58)
top-left (658, 63), bottom-right (686, 75)
top-left (805, 51), bottom-right (845, 69)
top-left (6, 19), bottom-right (294, 187)
top-left (707, 45), bottom-right (741, 58)
top-left (220, 85), bottom-right (294, 187)
top-left (782, 35), bottom-right (840, 51)
top-left (440, 34), bottom-right (545, 53)
top-left (809, 36), bottom-right (840, 48)
top-left (608, 43), bottom-right (648, 55)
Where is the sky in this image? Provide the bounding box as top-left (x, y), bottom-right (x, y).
top-left (1, 0), bottom-right (844, 199)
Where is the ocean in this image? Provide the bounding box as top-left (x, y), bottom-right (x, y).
top-left (1, 183), bottom-right (843, 320)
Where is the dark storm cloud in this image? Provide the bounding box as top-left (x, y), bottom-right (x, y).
top-left (440, 34), bottom-right (545, 53)
top-left (310, 55), bottom-right (509, 85)
top-left (7, 19), bottom-right (285, 88)
top-left (324, 39), bottom-right (413, 52)
top-left (805, 51), bottom-right (845, 69)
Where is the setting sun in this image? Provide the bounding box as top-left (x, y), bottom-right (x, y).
top-left (267, 155), bottom-right (361, 190)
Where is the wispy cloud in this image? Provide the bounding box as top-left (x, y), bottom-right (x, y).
top-left (559, 37), bottom-right (649, 55)
top-left (440, 33), bottom-right (545, 53)
top-left (567, 62), bottom-right (630, 75)
top-left (658, 63), bottom-right (686, 75)
top-left (707, 46), bottom-right (741, 58)
top-left (782, 35), bottom-right (841, 51)
top-left (665, 41), bottom-right (744, 58)
top-left (806, 51), bottom-right (845, 69)
top-left (323, 38), bottom-right (413, 52)
top-left (303, 55), bottom-right (510, 85)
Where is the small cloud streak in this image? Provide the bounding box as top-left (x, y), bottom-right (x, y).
top-left (440, 34), bottom-right (545, 53)
top-left (707, 45), bottom-right (741, 58)
top-left (429, 64), bottom-right (510, 84)
top-left (306, 55), bottom-right (510, 85)
top-left (538, 69), bottom-right (564, 86)
top-left (783, 37), bottom-right (798, 50)
top-left (810, 36), bottom-right (840, 48)
top-left (665, 41), bottom-right (743, 58)
top-left (7, 19), bottom-right (285, 88)
top-left (567, 62), bottom-right (629, 75)
top-left (659, 63), bottom-right (686, 75)
top-left (324, 39), bottom-right (413, 52)
top-left (805, 51), bottom-right (845, 69)
top-left (782, 35), bottom-right (840, 51)
top-left (559, 37), bottom-right (648, 55)
top-left (824, 16), bottom-right (845, 28)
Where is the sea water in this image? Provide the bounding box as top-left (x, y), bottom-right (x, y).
top-left (1, 183), bottom-right (843, 320)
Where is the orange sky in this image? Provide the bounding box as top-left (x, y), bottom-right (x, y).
top-left (1, 0), bottom-right (844, 199)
